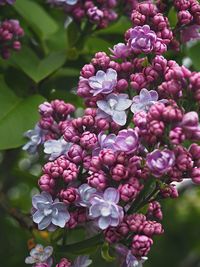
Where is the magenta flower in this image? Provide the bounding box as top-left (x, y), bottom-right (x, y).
top-left (110, 43), bottom-right (131, 59)
top-left (89, 187), bottom-right (124, 230)
top-left (146, 149), bottom-right (175, 177)
top-left (97, 94), bottom-right (132, 126)
top-left (128, 25), bottom-right (157, 54)
top-left (114, 129), bottom-right (139, 154)
top-left (32, 192), bottom-right (70, 230)
top-left (88, 68), bottom-right (117, 96)
top-left (93, 132), bottom-right (116, 156)
top-left (131, 88), bottom-right (166, 114)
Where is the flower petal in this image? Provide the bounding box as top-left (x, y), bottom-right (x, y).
top-left (98, 216), bottom-right (111, 230)
top-left (112, 110), bottom-right (127, 126)
top-left (104, 187), bottom-right (119, 203)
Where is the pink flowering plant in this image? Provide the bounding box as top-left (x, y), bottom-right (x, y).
top-left (2, 0), bottom-right (200, 266)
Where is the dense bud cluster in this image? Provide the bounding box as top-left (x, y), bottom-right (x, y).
top-left (23, 1), bottom-right (200, 266)
top-left (0, 19), bottom-right (24, 59)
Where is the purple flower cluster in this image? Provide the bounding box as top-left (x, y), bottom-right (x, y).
top-left (0, 19), bottom-right (24, 59)
top-left (46, 0), bottom-right (118, 28)
top-left (23, 1), bottom-right (200, 266)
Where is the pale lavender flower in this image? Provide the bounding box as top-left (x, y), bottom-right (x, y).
top-left (181, 24), bottom-right (200, 43)
top-left (44, 138), bottom-right (72, 160)
top-left (114, 129), bottom-right (139, 154)
top-left (97, 94), bottom-right (132, 126)
top-left (93, 132), bottom-right (116, 156)
top-left (25, 244), bottom-right (53, 265)
top-left (47, 0), bottom-right (78, 5)
top-left (146, 149), bottom-right (175, 177)
top-left (23, 124), bottom-right (46, 154)
top-left (89, 187), bottom-right (124, 230)
top-left (110, 43), bottom-right (131, 59)
top-left (128, 25), bottom-right (157, 54)
top-left (73, 255), bottom-right (92, 267)
top-left (32, 192), bottom-right (70, 230)
top-left (77, 184), bottom-right (97, 207)
top-left (131, 88), bottom-right (166, 114)
top-left (0, 0), bottom-right (15, 5)
top-left (125, 251), bottom-right (147, 267)
top-left (88, 68), bottom-right (117, 96)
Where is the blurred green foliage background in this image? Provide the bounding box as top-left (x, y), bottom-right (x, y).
top-left (1, 1), bottom-right (200, 266)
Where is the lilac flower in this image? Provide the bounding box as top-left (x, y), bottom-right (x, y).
top-left (114, 129), bottom-right (139, 154)
top-left (89, 187), bottom-right (124, 230)
top-left (23, 124), bottom-right (46, 154)
top-left (73, 255), bottom-right (92, 267)
top-left (77, 184), bottom-right (97, 207)
top-left (32, 192), bottom-right (70, 230)
top-left (146, 149), bottom-right (175, 177)
top-left (44, 138), bottom-right (72, 160)
top-left (125, 251), bottom-right (147, 267)
top-left (181, 25), bottom-right (200, 43)
top-left (131, 88), bottom-right (167, 114)
top-left (88, 68), bottom-right (117, 96)
top-left (128, 25), bottom-right (157, 54)
top-left (110, 43), bottom-right (131, 59)
top-left (25, 244), bottom-right (53, 265)
top-left (97, 94), bottom-right (132, 126)
top-left (0, 0), bottom-right (15, 5)
top-left (93, 132), bottom-right (116, 156)
top-left (47, 0), bottom-right (78, 5)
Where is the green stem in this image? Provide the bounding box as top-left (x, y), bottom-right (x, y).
top-left (57, 233), bottom-right (104, 253)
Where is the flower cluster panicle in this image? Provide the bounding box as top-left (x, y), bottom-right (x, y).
top-left (23, 1), bottom-right (200, 265)
top-left (0, 19), bottom-right (24, 59)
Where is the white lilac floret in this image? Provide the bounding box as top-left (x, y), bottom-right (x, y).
top-left (97, 94), bottom-right (132, 126)
top-left (89, 187), bottom-right (124, 230)
top-left (32, 191), bottom-right (70, 230)
top-left (25, 244), bottom-right (53, 265)
top-left (88, 68), bottom-right (117, 96)
top-left (77, 184), bottom-right (97, 207)
top-left (44, 138), bottom-right (72, 160)
top-left (73, 255), bottom-right (92, 267)
top-left (23, 124), bottom-right (46, 154)
top-left (131, 88), bottom-right (167, 114)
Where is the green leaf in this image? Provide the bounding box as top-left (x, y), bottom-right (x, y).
top-left (187, 42), bottom-right (200, 70)
top-left (0, 77), bottom-right (45, 150)
top-left (13, 0), bottom-right (58, 39)
top-left (85, 37), bottom-right (112, 54)
top-left (9, 47), bottom-right (67, 83)
top-left (101, 242), bottom-right (115, 262)
top-left (168, 7), bottom-right (178, 28)
top-left (57, 234), bottom-right (104, 254)
top-left (67, 21), bottom-right (81, 47)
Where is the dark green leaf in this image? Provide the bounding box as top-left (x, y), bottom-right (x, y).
top-left (9, 47), bottom-right (67, 83)
top-left (187, 42), bottom-right (200, 70)
top-left (0, 77), bottom-right (45, 150)
top-left (13, 0), bottom-right (58, 39)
